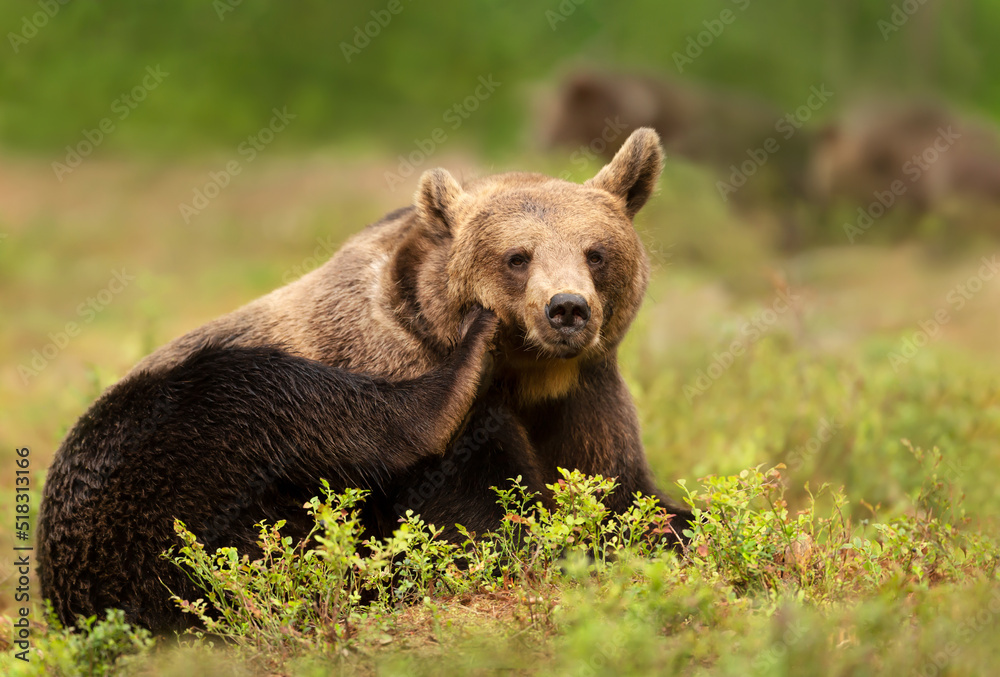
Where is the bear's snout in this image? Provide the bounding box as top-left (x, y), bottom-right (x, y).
top-left (545, 293), bottom-right (591, 334)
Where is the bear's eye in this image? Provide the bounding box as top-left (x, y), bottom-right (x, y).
top-left (587, 251), bottom-right (604, 266)
top-left (507, 253), bottom-right (529, 269)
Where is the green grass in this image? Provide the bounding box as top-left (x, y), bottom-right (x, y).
top-left (2, 153), bottom-right (1000, 674)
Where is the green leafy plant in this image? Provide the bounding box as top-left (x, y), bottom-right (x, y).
top-left (8, 456), bottom-right (999, 676)
top-left (168, 482), bottom-right (370, 655)
top-left (5, 606), bottom-right (154, 677)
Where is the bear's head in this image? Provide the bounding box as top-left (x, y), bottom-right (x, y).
top-left (393, 128), bottom-right (663, 403)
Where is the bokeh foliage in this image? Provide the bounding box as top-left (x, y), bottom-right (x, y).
top-left (3, 0), bottom-right (999, 155)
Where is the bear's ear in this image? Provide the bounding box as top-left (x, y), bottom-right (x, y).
top-left (415, 168), bottom-right (464, 239)
top-left (585, 127), bottom-right (663, 219)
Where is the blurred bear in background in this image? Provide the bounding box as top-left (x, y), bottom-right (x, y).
top-left (541, 69), bottom-right (813, 211)
top-left (808, 98), bottom-right (1000, 218)
top-left (542, 71), bottom-right (1000, 246)
top-left (540, 68), bottom-right (817, 249)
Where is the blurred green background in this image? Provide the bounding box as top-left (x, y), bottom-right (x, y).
top-left (3, 0), bottom-right (998, 156)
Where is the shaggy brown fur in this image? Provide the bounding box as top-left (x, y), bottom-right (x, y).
top-left (40, 128), bottom-right (692, 631)
top-left (140, 129), bottom-right (660, 393)
top-left (38, 307), bottom-right (499, 632)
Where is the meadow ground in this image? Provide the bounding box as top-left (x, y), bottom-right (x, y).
top-left (1, 151), bottom-right (998, 675)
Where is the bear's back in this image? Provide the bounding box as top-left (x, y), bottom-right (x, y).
top-left (131, 206), bottom-right (438, 380)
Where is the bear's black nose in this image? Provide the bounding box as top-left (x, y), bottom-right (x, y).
top-left (546, 293), bottom-right (590, 333)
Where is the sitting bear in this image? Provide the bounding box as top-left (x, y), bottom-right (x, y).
top-left (39, 128), bottom-right (692, 632)
top-left (38, 308), bottom-right (499, 632)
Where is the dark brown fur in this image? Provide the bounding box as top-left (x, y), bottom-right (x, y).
top-left (39, 129), bottom-right (692, 631)
top-left (38, 308), bottom-right (498, 632)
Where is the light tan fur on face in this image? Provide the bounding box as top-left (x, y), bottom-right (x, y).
top-left (132, 129), bottom-right (664, 411)
top-left (430, 129), bottom-right (662, 403)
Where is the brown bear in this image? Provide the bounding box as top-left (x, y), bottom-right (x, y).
top-left (39, 128), bottom-right (692, 632)
top-left (541, 69), bottom-right (812, 207)
top-left (807, 98), bottom-right (1000, 213)
top-left (38, 307), bottom-right (500, 632)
